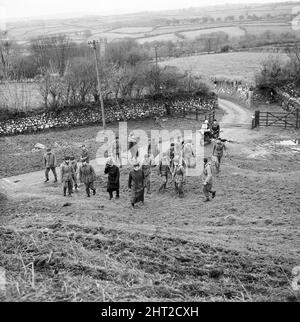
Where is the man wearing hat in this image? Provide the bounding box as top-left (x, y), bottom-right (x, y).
top-left (158, 152), bottom-right (171, 192)
top-left (43, 147), bottom-right (58, 183)
top-left (104, 157), bottom-right (120, 200)
top-left (128, 161), bottom-right (145, 208)
top-left (80, 145), bottom-right (90, 163)
top-left (172, 155), bottom-right (186, 197)
top-left (212, 138), bottom-right (226, 173)
top-left (70, 156), bottom-right (79, 192)
top-left (79, 159), bottom-right (97, 197)
top-left (141, 153), bottom-right (152, 194)
top-left (203, 157), bottom-right (216, 202)
top-left (60, 156), bottom-right (74, 197)
top-left (211, 119), bottom-right (220, 139)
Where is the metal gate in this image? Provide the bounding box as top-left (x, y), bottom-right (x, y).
top-left (253, 110), bottom-right (300, 129)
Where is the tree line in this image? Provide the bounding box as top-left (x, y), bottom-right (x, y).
top-left (255, 44), bottom-right (300, 94)
top-left (0, 36), bottom-right (212, 110)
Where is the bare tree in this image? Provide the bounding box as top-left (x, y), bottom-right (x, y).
top-left (0, 36), bottom-right (14, 79)
top-left (30, 34), bottom-right (72, 76)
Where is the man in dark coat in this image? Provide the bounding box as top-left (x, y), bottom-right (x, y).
top-left (158, 153), bottom-right (170, 192)
top-left (211, 119), bottom-right (220, 139)
top-left (128, 161), bottom-right (144, 208)
top-left (60, 156), bottom-right (74, 197)
top-left (43, 147), bottom-right (58, 183)
top-left (141, 153), bottom-right (152, 194)
top-left (79, 160), bottom-right (96, 197)
top-left (104, 157), bottom-right (120, 200)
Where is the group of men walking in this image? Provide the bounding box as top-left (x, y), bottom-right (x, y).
top-left (42, 123), bottom-right (226, 207)
top-left (43, 145), bottom-right (97, 197)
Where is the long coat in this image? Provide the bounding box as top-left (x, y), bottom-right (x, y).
top-left (79, 164), bottom-right (96, 184)
top-left (128, 169), bottom-right (144, 204)
top-left (104, 164), bottom-right (120, 191)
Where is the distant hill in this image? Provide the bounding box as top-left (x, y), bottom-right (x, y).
top-left (3, 1), bottom-right (300, 44)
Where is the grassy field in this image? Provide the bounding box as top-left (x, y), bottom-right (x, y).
top-left (112, 27), bottom-right (154, 34)
top-left (243, 23), bottom-right (296, 36)
top-left (0, 83), bottom-right (42, 111)
top-left (7, 4), bottom-right (299, 44)
top-left (0, 111), bottom-right (225, 178)
top-left (180, 26), bottom-right (245, 39)
top-left (160, 52), bottom-right (290, 84)
top-left (137, 33), bottom-right (180, 44)
top-left (0, 116), bottom-right (300, 301)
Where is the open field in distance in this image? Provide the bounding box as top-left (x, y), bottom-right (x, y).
top-left (160, 52), bottom-right (290, 84)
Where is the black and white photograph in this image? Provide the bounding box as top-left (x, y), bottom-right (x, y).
top-left (0, 0), bottom-right (299, 305)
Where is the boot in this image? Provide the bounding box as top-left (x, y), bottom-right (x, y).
top-left (204, 197), bottom-right (210, 202)
top-left (211, 191), bottom-right (216, 199)
top-left (44, 179), bottom-right (49, 183)
top-left (63, 187), bottom-right (67, 197)
top-left (93, 189), bottom-right (96, 196)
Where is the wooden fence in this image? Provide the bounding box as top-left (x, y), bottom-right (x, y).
top-left (253, 110), bottom-right (300, 129)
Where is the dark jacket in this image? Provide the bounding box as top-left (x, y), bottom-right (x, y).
top-left (159, 159), bottom-right (170, 176)
top-left (81, 149), bottom-right (90, 163)
top-left (43, 152), bottom-right (56, 168)
top-left (79, 164), bottom-right (96, 184)
top-left (104, 164), bottom-right (120, 191)
top-left (128, 169), bottom-right (144, 192)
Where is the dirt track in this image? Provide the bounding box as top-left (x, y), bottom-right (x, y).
top-left (1, 99), bottom-right (300, 301)
top-left (0, 98), bottom-right (253, 195)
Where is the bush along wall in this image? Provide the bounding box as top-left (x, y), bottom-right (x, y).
top-left (0, 92), bottom-right (218, 136)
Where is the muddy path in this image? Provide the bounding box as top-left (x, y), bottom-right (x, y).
top-left (0, 98), bottom-right (253, 197)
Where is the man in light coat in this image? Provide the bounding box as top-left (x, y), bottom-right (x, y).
top-left (203, 157), bottom-right (216, 202)
top-left (212, 138), bottom-right (226, 173)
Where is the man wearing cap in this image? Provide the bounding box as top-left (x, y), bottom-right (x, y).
top-left (158, 152), bottom-right (171, 192)
top-left (141, 153), bottom-right (152, 194)
top-left (212, 138), bottom-right (226, 173)
top-left (112, 136), bottom-right (122, 168)
top-left (104, 157), bottom-right (120, 200)
top-left (172, 155), bottom-right (186, 197)
top-left (79, 160), bottom-right (97, 197)
top-left (60, 156), bottom-right (74, 197)
top-left (80, 145), bottom-right (90, 163)
top-left (43, 147), bottom-right (58, 183)
top-left (203, 157), bottom-right (216, 202)
top-left (211, 119), bottom-right (220, 139)
top-left (128, 161), bottom-right (145, 208)
top-left (70, 156), bottom-right (79, 192)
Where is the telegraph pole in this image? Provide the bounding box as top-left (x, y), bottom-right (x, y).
top-left (154, 45), bottom-right (159, 93)
top-left (88, 39), bottom-right (107, 129)
top-left (154, 45), bottom-right (158, 70)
